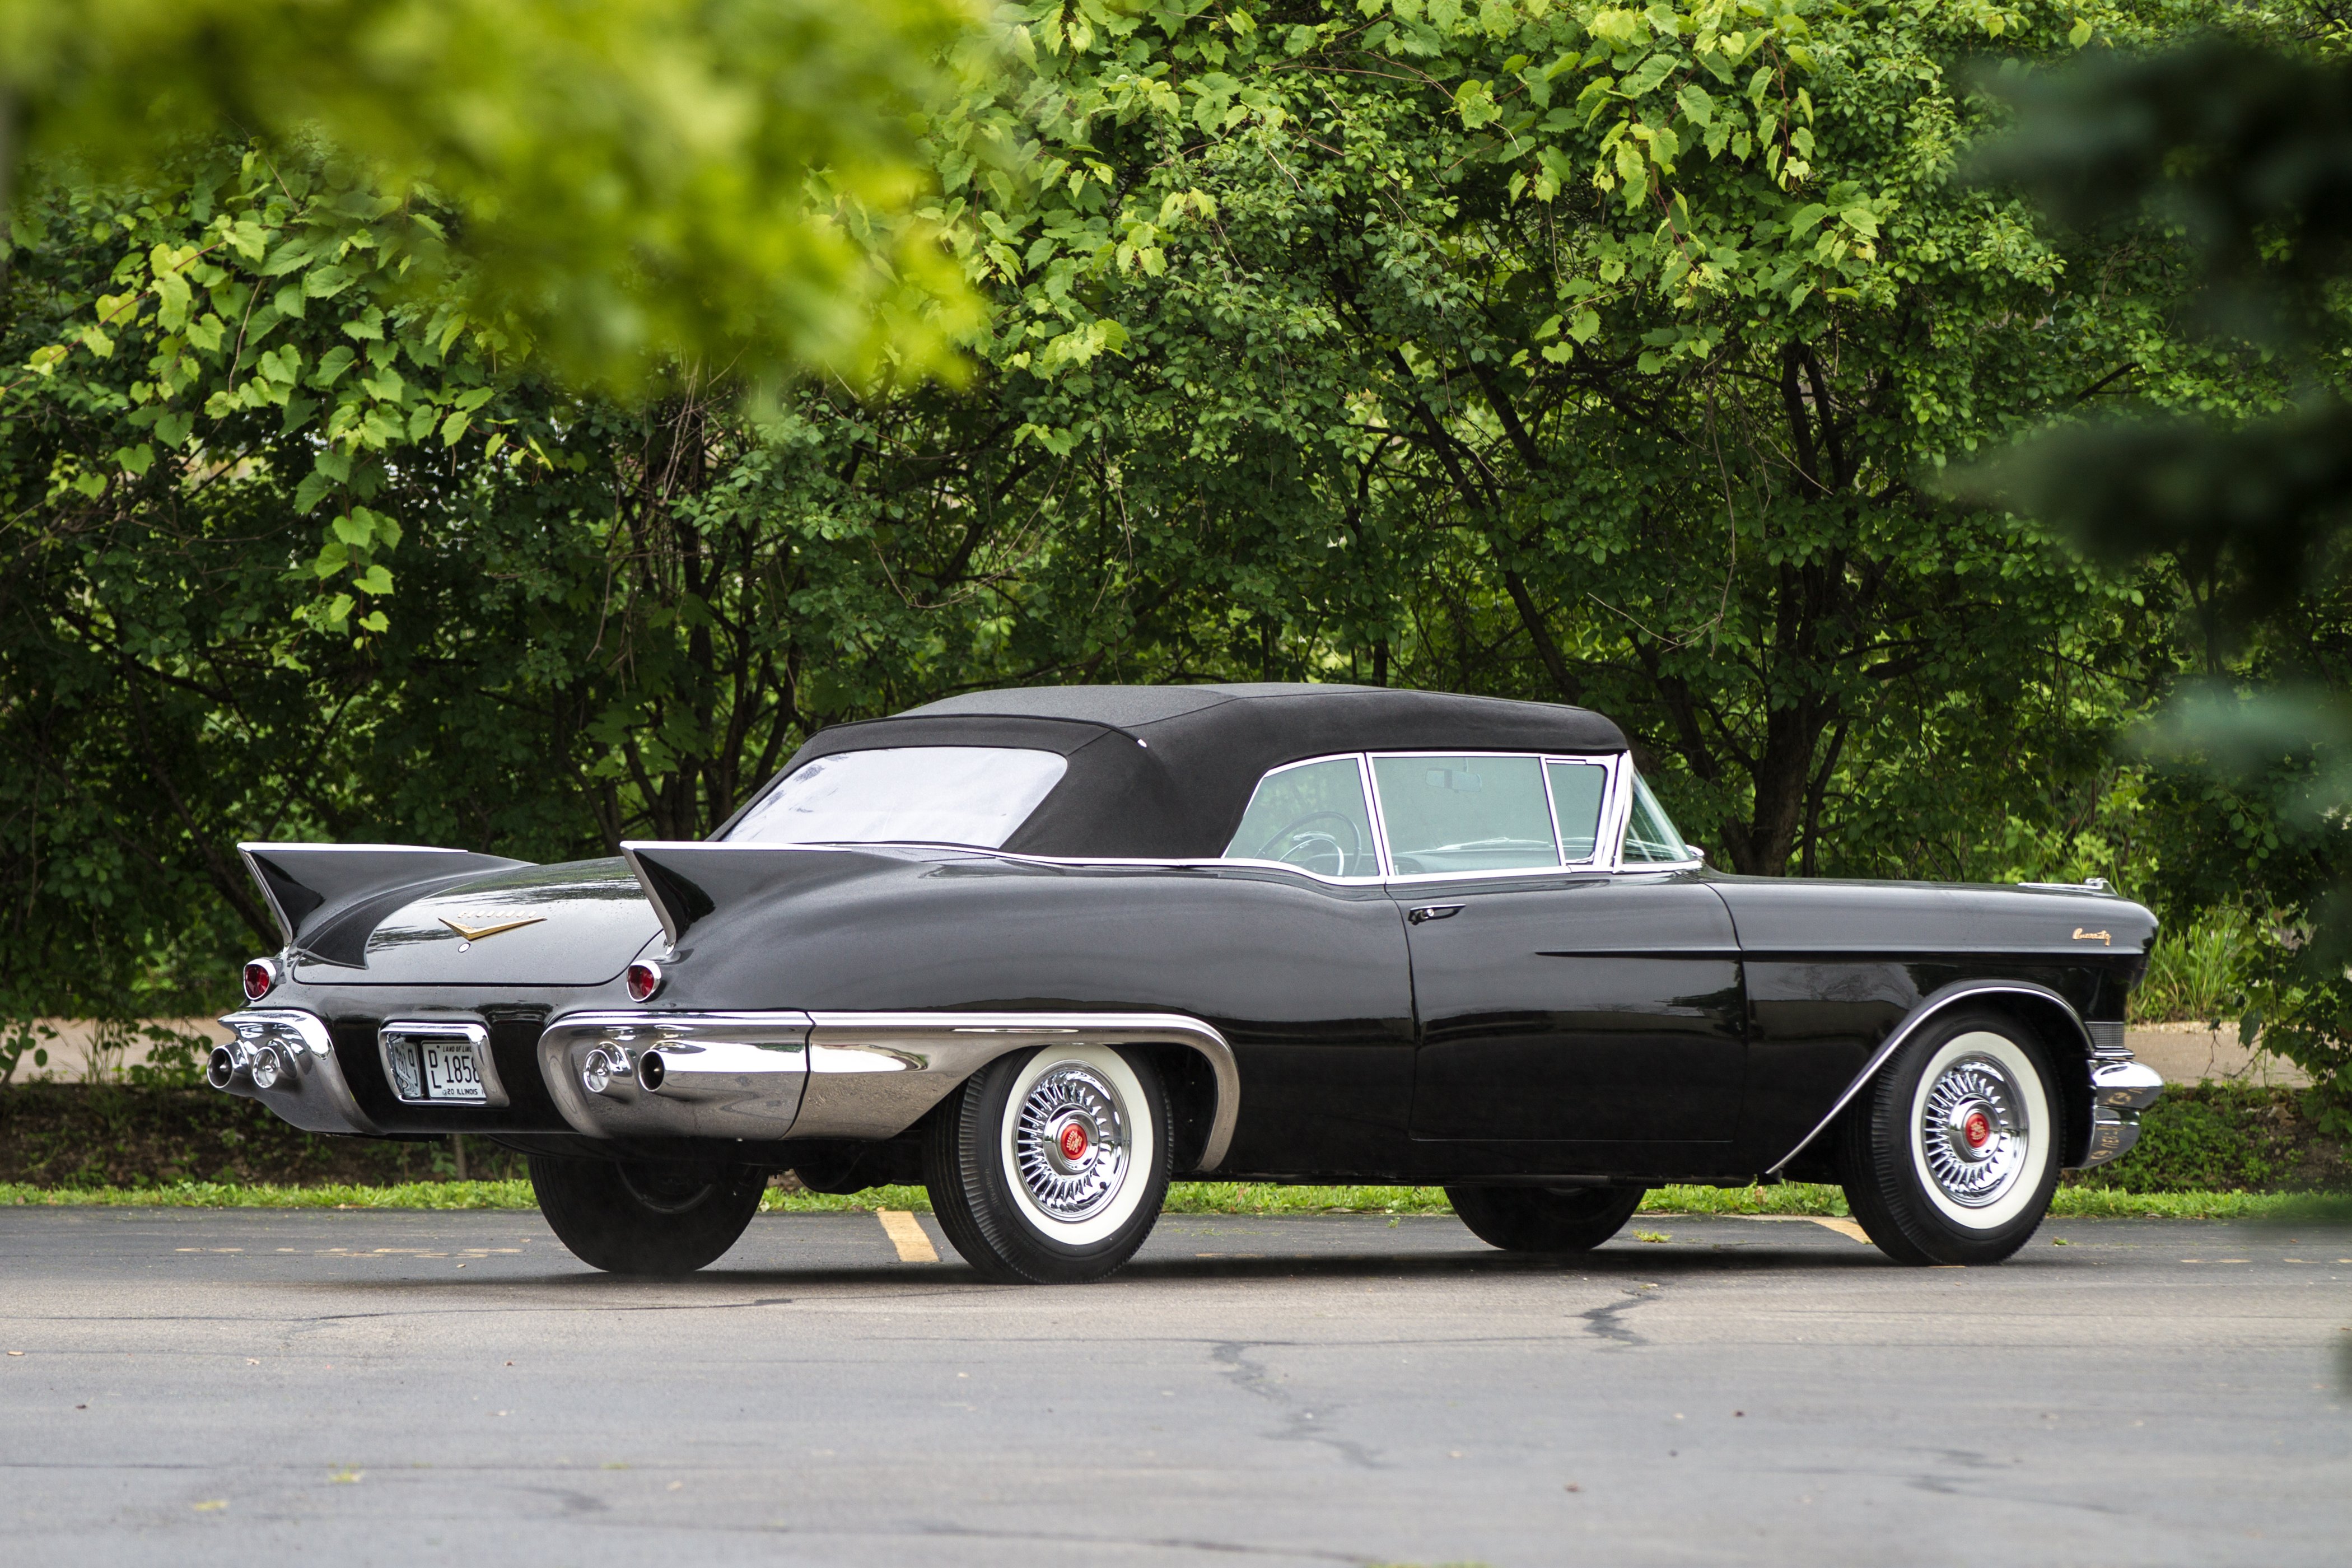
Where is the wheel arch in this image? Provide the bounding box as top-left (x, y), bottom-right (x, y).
top-left (1766, 981), bottom-right (2096, 1177)
top-left (800, 1011), bottom-right (1240, 1174)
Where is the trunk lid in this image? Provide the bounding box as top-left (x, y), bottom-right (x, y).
top-left (292, 857), bottom-right (662, 986)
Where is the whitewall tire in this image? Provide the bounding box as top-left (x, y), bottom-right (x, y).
top-left (1836, 1010), bottom-right (2063, 1266)
top-left (924, 1044), bottom-right (1170, 1284)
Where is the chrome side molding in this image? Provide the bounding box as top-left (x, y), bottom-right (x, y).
top-left (209, 1010), bottom-right (381, 1136)
top-left (536, 1009), bottom-right (1240, 1172)
top-left (1766, 981), bottom-right (2099, 1176)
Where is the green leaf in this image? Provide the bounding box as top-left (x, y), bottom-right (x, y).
top-left (289, 472), bottom-right (329, 515)
top-left (311, 346), bottom-right (358, 388)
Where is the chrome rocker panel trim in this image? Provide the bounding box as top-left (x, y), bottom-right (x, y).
top-left (210, 1010), bottom-right (382, 1136)
top-left (539, 1010), bottom-right (1240, 1172)
top-left (1765, 980), bottom-right (2147, 1177)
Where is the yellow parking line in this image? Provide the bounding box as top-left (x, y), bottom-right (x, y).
top-left (1809, 1217), bottom-right (1873, 1245)
top-left (877, 1209), bottom-right (939, 1264)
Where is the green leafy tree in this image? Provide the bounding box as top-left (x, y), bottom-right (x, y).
top-left (0, 0), bottom-right (990, 386)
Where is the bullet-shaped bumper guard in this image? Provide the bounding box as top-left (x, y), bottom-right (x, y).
top-left (2080, 1056), bottom-right (2164, 1168)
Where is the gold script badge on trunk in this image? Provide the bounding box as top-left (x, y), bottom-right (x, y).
top-left (440, 915), bottom-right (548, 952)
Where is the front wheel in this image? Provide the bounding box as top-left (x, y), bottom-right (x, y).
top-left (923, 1044), bottom-right (1170, 1284)
top-left (1835, 1009), bottom-right (2062, 1266)
top-left (1446, 1185), bottom-right (1646, 1253)
top-left (528, 1155), bottom-right (765, 1275)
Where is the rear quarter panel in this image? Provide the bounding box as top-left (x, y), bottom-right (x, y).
top-left (665, 856), bottom-right (1418, 1179)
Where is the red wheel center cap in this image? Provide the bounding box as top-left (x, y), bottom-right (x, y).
top-left (1060, 1123), bottom-right (1089, 1161)
top-left (1963, 1110), bottom-right (1992, 1149)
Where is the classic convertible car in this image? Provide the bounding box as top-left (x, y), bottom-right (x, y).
top-left (208, 683), bottom-right (2162, 1281)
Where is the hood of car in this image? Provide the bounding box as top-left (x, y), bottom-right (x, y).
top-left (291, 857), bottom-right (662, 986)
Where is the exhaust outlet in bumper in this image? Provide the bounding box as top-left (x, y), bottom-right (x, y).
top-left (540, 1012), bottom-right (813, 1141)
top-left (208, 1011), bottom-right (381, 1135)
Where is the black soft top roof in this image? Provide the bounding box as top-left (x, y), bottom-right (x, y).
top-left (760, 683), bottom-right (1627, 859)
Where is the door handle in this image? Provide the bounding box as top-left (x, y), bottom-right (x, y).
top-left (1407, 904), bottom-right (1464, 925)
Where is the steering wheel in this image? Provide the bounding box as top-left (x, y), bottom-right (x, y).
top-left (1255, 811), bottom-right (1365, 877)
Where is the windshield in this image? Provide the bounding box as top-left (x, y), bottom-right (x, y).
top-left (726, 746), bottom-right (1067, 848)
top-left (1621, 774), bottom-right (1693, 864)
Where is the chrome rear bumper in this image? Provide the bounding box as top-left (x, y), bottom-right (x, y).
top-left (540, 1009), bottom-right (1239, 1169)
top-left (211, 1010), bottom-right (382, 1136)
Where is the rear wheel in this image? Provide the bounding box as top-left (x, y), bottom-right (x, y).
top-left (1446, 1185), bottom-right (1646, 1253)
top-left (1835, 1009), bottom-right (2062, 1266)
top-left (528, 1154), bottom-right (765, 1275)
top-left (923, 1044), bottom-right (1170, 1284)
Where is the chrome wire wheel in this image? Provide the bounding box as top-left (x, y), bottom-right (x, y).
top-left (1901, 1028), bottom-right (2052, 1233)
top-left (927, 1042), bottom-right (1168, 1281)
top-left (1916, 1052), bottom-right (2029, 1210)
top-left (1011, 1061), bottom-right (1132, 1222)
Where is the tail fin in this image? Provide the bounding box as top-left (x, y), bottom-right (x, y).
top-left (240, 843), bottom-right (530, 965)
top-left (619, 842), bottom-right (922, 946)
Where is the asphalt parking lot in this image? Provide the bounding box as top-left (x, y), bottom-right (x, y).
top-left (2, 1207), bottom-right (2346, 1567)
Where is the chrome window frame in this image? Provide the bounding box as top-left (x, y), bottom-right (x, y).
top-left (1366, 749), bottom-right (1632, 884)
top-left (715, 748), bottom-right (1702, 889)
top-left (1611, 767), bottom-right (1704, 872)
top-left (1216, 752), bottom-right (1388, 881)
top-left (1216, 749), bottom-right (1677, 885)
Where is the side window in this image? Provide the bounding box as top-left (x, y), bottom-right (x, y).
top-left (1371, 754), bottom-right (1558, 875)
top-left (1621, 773), bottom-right (1693, 864)
top-left (1222, 757), bottom-right (1379, 877)
top-left (1545, 762), bottom-right (1608, 863)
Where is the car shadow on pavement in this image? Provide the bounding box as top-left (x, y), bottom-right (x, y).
top-left (272, 1238), bottom-right (1895, 1298)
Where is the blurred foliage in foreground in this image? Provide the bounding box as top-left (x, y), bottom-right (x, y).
top-left (1970, 27), bottom-right (2352, 1123)
top-left (0, 0), bottom-right (990, 388)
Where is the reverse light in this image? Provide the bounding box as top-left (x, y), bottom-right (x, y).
top-left (242, 957), bottom-right (279, 1001)
top-left (626, 960), bottom-right (663, 1002)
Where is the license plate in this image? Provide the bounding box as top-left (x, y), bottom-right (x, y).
top-left (384, 1030), bottom-right (489, 1103)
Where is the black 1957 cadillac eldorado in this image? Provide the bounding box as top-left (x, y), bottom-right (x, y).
top-left (208, 683), bottom-right (2162, 1281)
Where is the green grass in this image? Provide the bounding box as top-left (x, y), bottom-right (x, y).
top-left (5, 1178), bottom-right (2344, 1224)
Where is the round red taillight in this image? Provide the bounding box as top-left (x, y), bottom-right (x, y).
top-left (242, 958), bottom-right (278, 1002)
top-left (626, 960), bottom-right (662, 1002)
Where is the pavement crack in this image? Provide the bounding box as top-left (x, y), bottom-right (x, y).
top-left (1210, 1340), bottom-right (1384, 1470)
top-left (1579, 1284), bottom-right (1660, 1347)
